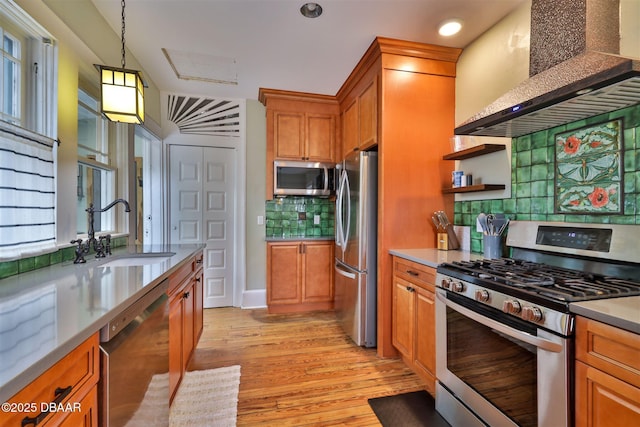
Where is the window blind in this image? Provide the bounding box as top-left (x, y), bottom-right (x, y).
top-left (0, 121), bottom-right (56, 259)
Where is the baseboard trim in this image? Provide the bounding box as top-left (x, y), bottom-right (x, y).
top-left (241, 289), bottom-right (267, 309)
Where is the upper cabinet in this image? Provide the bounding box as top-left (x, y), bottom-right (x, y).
top-left (259, 89), bottom-right (340, 199)
top-left (341, 77), bottom-right (378, 158)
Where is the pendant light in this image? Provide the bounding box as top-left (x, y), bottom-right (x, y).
top-left (98, 0), bottom-right (144, 124)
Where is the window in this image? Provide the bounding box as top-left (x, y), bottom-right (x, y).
top-left (1, 28), bottom-right (20, 124)
top-left (0, 1), bottom-right (57, 260)
top-left (77, 88), bottom-right (114, 235)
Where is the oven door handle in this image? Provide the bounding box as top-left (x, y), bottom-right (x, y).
top-left (437, 291), bottom-right (563, 353)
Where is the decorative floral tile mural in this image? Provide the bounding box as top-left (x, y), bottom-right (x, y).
top-left (554, 119), bottom-right (623, 214)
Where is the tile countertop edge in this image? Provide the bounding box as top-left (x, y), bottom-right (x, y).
top-left (389, 248), bottom-right (483, 268)
top-left (0, 244), bottom-right (204, 404)
top-left (570, 296), bottom-right (640, 335)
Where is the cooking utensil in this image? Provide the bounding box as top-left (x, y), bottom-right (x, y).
top-left (477, 213), bottom-right (488, 235)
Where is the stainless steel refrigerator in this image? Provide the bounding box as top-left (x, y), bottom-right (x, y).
top-left (334, 151), bottom-right (377, 347)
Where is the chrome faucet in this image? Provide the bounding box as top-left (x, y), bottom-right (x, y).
top-left (72, 199), bottom-right (131, 263)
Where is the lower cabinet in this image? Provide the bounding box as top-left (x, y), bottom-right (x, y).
top-left (267, 240), bottom-right (334, 313)
top-left (575, 316), bottom-right (640, 426)
top-left (169, 250), bottom-right (204, 402)
top-left (4, 333), bottom-right (100, 426)
top-left (391, 256), bottom-right (436, 394)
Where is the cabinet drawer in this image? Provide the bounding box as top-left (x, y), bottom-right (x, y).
top-left (169, 259), bottom-right (196, 295)
top-left (575, 316), bottom-right (640, 388)
top-left (393, 258), bottom-right (436, 291)
top-left (5, 333), bottom-right (99, 426)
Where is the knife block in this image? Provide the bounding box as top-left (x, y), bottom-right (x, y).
top-left (437, 232), bottom-right (450, 250)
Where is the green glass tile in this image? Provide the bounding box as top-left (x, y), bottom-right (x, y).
top-left (565, 215), bottom-right (586, 223)
top-left (531, 197), bottom-right (547, 213)
top-left (18, 257), bottom-right (35, 273)
top-left (461, 213), bottom-right (472, 226)
top-left (516, 166), bottom-right (531, 183)
top-left (50, 250), bottom-right (62, 265)
top-left (517, 213), bottom-right (532, 220)
top-left (265, 227), bottom-right (274, 236)
top-left (547, 197), bottom-right (555, 213)
top-left (624, 197), bottom-right (636, 215)
top-left (516, 182), bottom-right (531, 198)
top-left (0, 261), bottom-right (19, 279)
top-left (531, 131), bottom-right (548, 149)
top-left (531, 214), bottom-right (547, 221)
top-left (516, 151), bottom-right (532, 168)
top-left (515, 136), bottom-right (531, 152)
top-left (516, 198), bottom-right (531, 213)
top-left (547, 214), bottom-right (566, 222)
top-left (34, 254), bottom-right (50, 269)
top-left (624, 172), bottom-right (637, 193)
top-left (503, 199), bottom-right (517, 214)
top-left (470, 238), bottom-right (482, 253)
top-left (610, 215), bottom-right (635, 224)
top-left (470, 201), bottom-right (482, 215)
top-left (454, 201), bottom-right (462, 213)
top-left (454, 212), bottom-right (463, 224)
top-left (531, 147), bottom-right (548, 165)
top-left (623, 129), bottom-right (635, 151)
top-left (62, 247), bottom-right (76, 262)
top-left (531, 181), bottom-right (547, 197)
top-left (530, 163), bottom-right (549, 183)
top-left (462, 202), bottom-right (472, 214)
top-left (490, 199), bottom-right (504, 212)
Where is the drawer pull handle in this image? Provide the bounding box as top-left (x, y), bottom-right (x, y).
top-left (406, 286), bottom-right (415, 293)
top-left (406, 270), bottom-right (419, 277)
top-left (183, 291), bottom-right (190, 299)
top-left (196, 259), bottom-right (203, 264)
top-left (21, 385), bottom-right (72, 427)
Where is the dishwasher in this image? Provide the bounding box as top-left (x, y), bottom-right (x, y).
top-left (100, 279), bottom-right (169, 427)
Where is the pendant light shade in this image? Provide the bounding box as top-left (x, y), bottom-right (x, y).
top-left (99, 65), bottom-right (144, 124)
top-left (98, 0), bottom-right (144, 124)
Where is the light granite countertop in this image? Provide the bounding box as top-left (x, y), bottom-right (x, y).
top-left (389, 248), bottom-right (483, 268)
top-left (0, 244), bottom-right (204, 403)
top-left (570, 296), bottom-right (640, 334)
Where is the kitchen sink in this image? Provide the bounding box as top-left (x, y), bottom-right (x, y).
top-left (98, 252), bottom-right (175, 267)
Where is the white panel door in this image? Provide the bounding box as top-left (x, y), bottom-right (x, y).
top-left (170, 145), bottom-right (236, 308)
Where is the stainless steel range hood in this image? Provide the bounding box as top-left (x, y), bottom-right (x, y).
top-left (455, 0), bottom-right (640, 138)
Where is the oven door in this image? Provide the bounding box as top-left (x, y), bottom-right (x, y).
top-left (435, 288), bottom-right (570, 427)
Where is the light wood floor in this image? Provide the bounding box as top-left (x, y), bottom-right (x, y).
top-left (188, 307), bottom-right (427, 426)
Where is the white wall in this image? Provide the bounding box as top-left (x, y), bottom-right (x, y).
top-left (455, 0), bottom-right (531, 126)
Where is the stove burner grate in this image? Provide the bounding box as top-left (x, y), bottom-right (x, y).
top-left (443, 258), bottom-right (640, 302)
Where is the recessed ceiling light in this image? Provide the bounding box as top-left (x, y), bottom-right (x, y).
top-left (438, 19), bottom-right (463, 36)
top-left (300, 2), bottom-right (323, 18)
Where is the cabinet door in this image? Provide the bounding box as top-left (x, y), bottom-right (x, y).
top-left (274, 111), bottom-right (305, 159)
top-left (575, 361), bottom-right (640, 427)
top-left (392, 276), bottom-right (415, 358)
top-left (169, 292), bottom-right (184, 400)
top-left (358, 78), bottom-right (377, 150)
top-left (57, 385), bottom-right (98, 427)
top-left (302, 242), bottom-right (334, 302)
top-left (182, 283), bottom-right (195, 372)
top-left (306, 114), bottom-right (335, 162)
top-left (414, 286), bottom-right (436, 391)
top-left (267, 243), bottom-right (302, 304)
top-left (342, 99), bottom-right (358, 158)
top-left (194, 271), bottom-right (204, 343)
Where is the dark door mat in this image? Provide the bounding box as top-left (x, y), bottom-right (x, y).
top-left (368, 390), bottom-right (451, 427)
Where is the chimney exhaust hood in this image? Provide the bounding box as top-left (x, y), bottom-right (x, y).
top-left (455, 0), bottom-right (640, 138)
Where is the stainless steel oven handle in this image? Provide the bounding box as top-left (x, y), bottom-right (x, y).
top-left (436, 291), bottom-right (563, 353)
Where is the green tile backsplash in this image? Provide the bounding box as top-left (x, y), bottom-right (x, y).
top-left (265, 197), bottom-right (335, 238)
top-left (455, 104), bottom-right (640, 253)
top-left (0, 236), bottom-right (128, 280)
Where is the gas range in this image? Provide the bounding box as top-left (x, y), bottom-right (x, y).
top-left (436, 221), bottom-right (640, 337)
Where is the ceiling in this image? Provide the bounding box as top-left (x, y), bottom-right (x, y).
top-left (90, 0), bottom-right (527, 101)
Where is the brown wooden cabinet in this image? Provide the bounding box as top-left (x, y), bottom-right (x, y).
top-left (266, 240), bottom-right (334, 313)
top-left (391, 256), bottom-right (437, 394)
top-left (575, 316), bottom-right (640, 427)
top-left (259, 89), bottom-right (340, 199)
top-left (337, 37), bottom-right (461, 357)
top-left (4, 333), bottom-right (100, 426)
top-left (168, 250), bottom-right (204, 402)
top-left (340, 77), bottom-right (378, 159)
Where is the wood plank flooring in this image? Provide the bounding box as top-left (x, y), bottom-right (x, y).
top-left (188, 307), bottom-right (427, 426)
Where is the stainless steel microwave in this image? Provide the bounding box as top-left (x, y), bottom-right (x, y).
top-left (273, 160), bottom-right (335, 197)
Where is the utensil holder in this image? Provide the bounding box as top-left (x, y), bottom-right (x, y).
top-left (483, 235), bottom-right (502, 259)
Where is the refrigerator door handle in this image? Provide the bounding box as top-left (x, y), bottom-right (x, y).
top-left (335, 169), bottom-right (344, 247)
top-left (343, 170), bottom-right (351, 253)
top-left (334, 263), bottom-right (356, 279)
